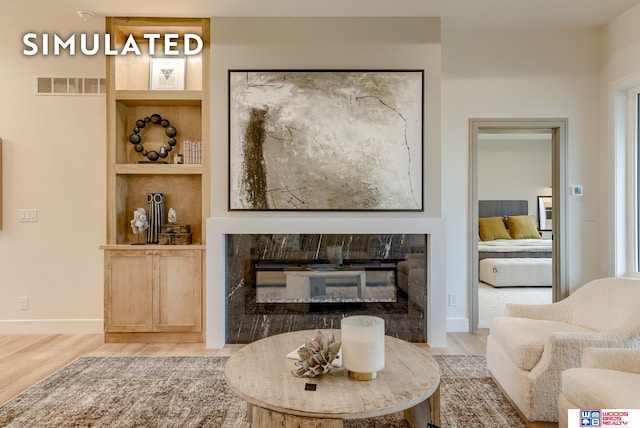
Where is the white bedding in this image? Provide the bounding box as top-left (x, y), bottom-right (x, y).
top-left (479, 239), bottom-right (552, 253)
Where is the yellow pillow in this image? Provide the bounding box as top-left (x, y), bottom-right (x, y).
top-left (507, 215), bottom-right (541, 239)
top-left (479, 217), bottom-right (511, 241)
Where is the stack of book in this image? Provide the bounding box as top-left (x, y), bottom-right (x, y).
top-left (183, 140), bottom-right (202, 164)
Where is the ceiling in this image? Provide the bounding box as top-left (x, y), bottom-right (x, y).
top-left (50, 0), bottom-right (640, 31)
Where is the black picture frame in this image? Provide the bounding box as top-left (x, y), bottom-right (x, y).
top-left (228, 70), bottom-right (424, 211)
top-left (537, 195), bottom-right (552, 231)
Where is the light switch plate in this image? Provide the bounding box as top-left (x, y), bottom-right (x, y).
top-left (583, 207), bottom-right (596, 221)
top-left (19, 209), bottom-right (38, 222)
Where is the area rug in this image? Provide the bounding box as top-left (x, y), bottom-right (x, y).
top-left (0, 355), bottom-right (525, 428)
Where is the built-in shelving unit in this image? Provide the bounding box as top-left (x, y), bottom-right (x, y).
top-left (101, 17), bottom-right (210, 343)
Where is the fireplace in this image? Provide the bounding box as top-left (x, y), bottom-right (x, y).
top-left (206, 217), bottom-right (447, 348)
top-left (225, 233), bottom-right (426, 343)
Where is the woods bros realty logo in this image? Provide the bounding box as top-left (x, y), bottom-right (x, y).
top-left (568, 409), bottom-right (640, 427)
top-left (22, 33), bottom-right (203, 56)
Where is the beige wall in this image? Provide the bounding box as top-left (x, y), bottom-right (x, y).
top-left (601, 2), bottom-right (640, 277)
top-left (210, 17), bottom-right (442, 218)
top-left (478, 138), bottom-right (553, 214)
top-left (0, 16), bottom-right (442, 333)
top-left (442, 28), bottom-right (602, 328)
top-left (207, 17), bottom-right (444, 345)
top-left (0, 9), bottom-right (106, 331)
top-left (601, 2), bottom-right (640, 82)
top-left (2, 5), bottom-right (640, 333)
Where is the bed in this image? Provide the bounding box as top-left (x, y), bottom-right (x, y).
top-left (478, 238), bottom-right (551, 260)
top-left (478, 200), bottom-right (552, 260)
top-left (478, 200), bottom-right (552, 287)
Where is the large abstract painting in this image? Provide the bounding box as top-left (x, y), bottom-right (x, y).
top-left (228, 70), bottom-right (424, 211)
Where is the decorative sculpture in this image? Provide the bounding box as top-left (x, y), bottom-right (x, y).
top-left (129, 113), bottom-right (177, 162)
top-left (130, 207), bottom-right (149, 245)
top-left (146, 193), bottom-right (164, 244)
top-left (168, 207), bottom-right (177, 224)
top-left (292, 331), bottom-right (341, 378)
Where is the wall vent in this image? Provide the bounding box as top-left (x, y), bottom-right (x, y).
top-left (36, 77), bottom-right (106, 95)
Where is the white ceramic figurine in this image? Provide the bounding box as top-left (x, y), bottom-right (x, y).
top-left (130, 207), bottom-right (149, 235)
top-left (168, 207), bottom-right (177, 224)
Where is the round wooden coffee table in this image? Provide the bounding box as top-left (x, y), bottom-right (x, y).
top-left (224, 329), bottom-right (440, 427)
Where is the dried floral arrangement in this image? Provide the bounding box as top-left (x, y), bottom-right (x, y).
top-left (292, 331), bottom-right (341, 378)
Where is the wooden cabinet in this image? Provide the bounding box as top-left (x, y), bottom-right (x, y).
top-left (104, 248), bottom-right (203, 342)
top-left (104, 249), bottom-right (152, 333)
top-left (102, 17), bottom-right (210, 343)
top-left (153, 249), bottom-right (203, 333)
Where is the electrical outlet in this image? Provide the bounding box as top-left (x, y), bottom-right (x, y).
top-left (448, 293), bottom-right (457, 307)
top-left (19, 296), bottom-right (29, 311)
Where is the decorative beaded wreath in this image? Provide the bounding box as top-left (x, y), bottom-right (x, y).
top-left (128, 113), bottom-right (177, 161)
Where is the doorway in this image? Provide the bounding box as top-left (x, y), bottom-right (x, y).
top-left (469, 119), bottom-right (569, 332)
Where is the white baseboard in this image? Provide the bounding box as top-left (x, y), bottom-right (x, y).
top-left (446, 317), bottom-right (470, 332)
top-left (0, 319), bottom-right (103, 334)
top-left (0, 317), bottom-right (469, 335)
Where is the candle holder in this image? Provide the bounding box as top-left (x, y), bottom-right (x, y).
top-left (341, 315), bottom-right (385, 380)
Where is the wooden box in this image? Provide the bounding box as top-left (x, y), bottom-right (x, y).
top-left (159, 224), bottom-right (192, 245)
top-left (159, 232), bottom-right (192, 245)
top-left (162, 224), bottom-right (191, 234)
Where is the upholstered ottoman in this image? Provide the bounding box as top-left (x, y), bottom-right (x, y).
top-left (480, 257), bottom-right (551, 287)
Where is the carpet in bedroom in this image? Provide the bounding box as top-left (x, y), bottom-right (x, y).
top-left (478, 281), bottom-right (552, 328)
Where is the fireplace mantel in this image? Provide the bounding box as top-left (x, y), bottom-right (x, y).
top-left (206, 217), bottom-right (447, 348)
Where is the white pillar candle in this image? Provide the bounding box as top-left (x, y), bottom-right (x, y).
top-left (341, 315), bottom-right (385, 380)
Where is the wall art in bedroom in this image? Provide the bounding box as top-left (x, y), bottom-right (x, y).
top-left (228, 70), bottom-right (424, 211)
top-left (537, 195), bottom-right (552, 231)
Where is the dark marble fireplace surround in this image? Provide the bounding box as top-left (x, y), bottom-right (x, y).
top-left (225, 233), bottom-right (427, 343)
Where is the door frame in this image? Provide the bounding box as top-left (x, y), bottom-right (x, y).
top-left (469, 118), bottom-right (569, 331)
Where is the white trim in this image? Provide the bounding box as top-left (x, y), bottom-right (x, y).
top-left (609, 71), bottom-right (640, 278)
top-left (446, 317), bottom-right (470, 332)
top-left (468, 118), bottom-right (569, 332)
top-left (626, 88), bottom-right (639, 276)
top-left (0, 319), bottom-right (103, 334)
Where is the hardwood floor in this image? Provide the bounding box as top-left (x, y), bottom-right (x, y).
top-left (0, 334), bottom-right (104, 406)
top-left (0, 329), bottom-right (489, 407)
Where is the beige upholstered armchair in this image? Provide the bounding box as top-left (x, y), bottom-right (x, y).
top-left (558, 347), bottom-right (640, 428)
top-left (486, 277), bottom-right (640, 424)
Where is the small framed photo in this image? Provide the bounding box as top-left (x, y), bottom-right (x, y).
top-left (537, 195), bottom-right (552, 231)
top-left (149, 57), bottom-right (186, 90)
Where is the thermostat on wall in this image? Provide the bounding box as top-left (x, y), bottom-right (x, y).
top-left (569, 185), bottom-right (583, 196)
